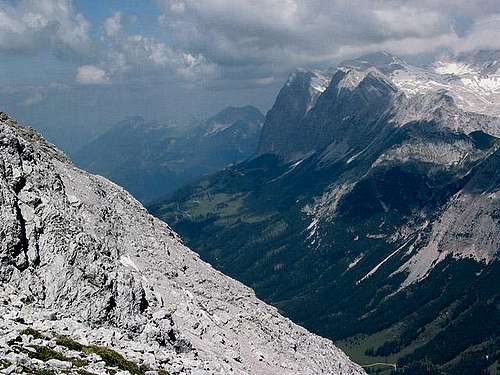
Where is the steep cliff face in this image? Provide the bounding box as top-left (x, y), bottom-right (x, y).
top-left (257, 67), bottom-right (398, 161)
top-left (257, 69), bottom-right (331, 158)
top-left (0, 112), bottom-right (364, 375)
top-left (295, 68), bottom-right (397, 158)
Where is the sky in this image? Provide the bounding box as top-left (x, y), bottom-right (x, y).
top-left (1, 0), bottom-right (500, 152)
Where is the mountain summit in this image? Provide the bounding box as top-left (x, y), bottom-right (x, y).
top-left (257, 69), bottom-right (332, 157)
top-left (0, 112), bottom-right (364, 374)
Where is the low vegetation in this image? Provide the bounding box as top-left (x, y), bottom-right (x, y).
top-left (13, 328), bottom-right (170, 375)
top-left (25, 345), bottom-right (88, 368)
top-left (56, 335), bottom-right (169, 375)
top-left (21, 328), bottom-right (47, 340)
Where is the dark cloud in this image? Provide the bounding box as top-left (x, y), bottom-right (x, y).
top-left (156, 0), bottom-right (500, 82)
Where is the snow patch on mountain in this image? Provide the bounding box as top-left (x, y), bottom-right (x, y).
top-left (434, 61), bottom-right (476, 75)
top-left (307, 70), bottom-right (333, 112)
top-left (310, 70), bottom-right (331, 94)
top-left (347, 253), bottom-right (364, 270)
top-left (389, 54), bottom-right (500, 117)
top-left (341, 51), bottom-right (500, 117)
top-left (357, 237), bottom-right (415, 284)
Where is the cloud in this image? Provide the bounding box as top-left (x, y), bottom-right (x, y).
top-left (156, 0), bottom-right (500, 79)
top-left (0, 0), bottom-right (92, 56)
top-left (0, 83), bottom-right (70, 111)
top-left (454, 15), bottom-right (500, 52)
top-left (3, 0), bottom-right (500, 96)
top-left (93, 12), bottom-right (217, 82)
top-left (104, 11), bottom-right (122, 37)
top-left (76, 65), bottom-right (110, 85)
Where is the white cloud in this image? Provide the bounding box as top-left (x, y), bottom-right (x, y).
top-left (104, 11), bottom-right (122, 37)
top-left (95, 12), bottom-right (217, 81)
top-left (0, 0), bottom-right (92, 55)
top-left (4, 0), bottom-right (500, 92)
top-left (76, 65), bottom-right (110, 85)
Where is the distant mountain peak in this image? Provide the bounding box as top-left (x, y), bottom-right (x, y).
top-left (339, 51), bottom-right (407, 74)
top-left (335, 67), bottom-right (371, 89)
top-left (258, 65), bottom-right (399, 160)
top-left (333, 66), bottom-right (397, 94)
top-left (74, 105), bottom-right (265, 203)
top-left (257, 68), bottom-right (334, 157)
top-left (286, 68), bottom-right (332, 94)
top-left (203, 105), bottom-right (264, 137)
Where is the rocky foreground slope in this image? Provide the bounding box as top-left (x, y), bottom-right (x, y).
top-left (0, 112), bottom-right (365, 375)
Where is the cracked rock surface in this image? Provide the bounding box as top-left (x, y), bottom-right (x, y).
top-left (0, 111), bottom-right (365, 374)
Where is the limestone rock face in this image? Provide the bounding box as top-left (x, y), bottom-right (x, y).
top-left (0, 112), bottom-right (365, 375)
top-left (257, 69), bottom-right (332, 159)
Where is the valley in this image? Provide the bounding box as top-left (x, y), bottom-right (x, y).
top-left (151, 51), bottom-right (500, 375)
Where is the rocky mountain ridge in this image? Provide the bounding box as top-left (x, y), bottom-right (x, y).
top-left (0, 112), bottom-right (364, 375)
top-left (154, 51), bottom-right (500, 374)
top-left (258, 51), bottom-right (500, 161)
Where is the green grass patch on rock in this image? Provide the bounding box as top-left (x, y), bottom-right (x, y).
top-left (0, 359), bottom-right (12, 369)
top-left (26, 344), bottom-right (87, 368)
top-left (27, 345), bottom-right (69, 362)
top-left (55, 336), bottom-right (85, 352)
top-left (56, 335), bottom-right (169, 375)
top-left (20, 328), bottom-right (47, 340)
top-left (85, 345), bottom-right (143, 374)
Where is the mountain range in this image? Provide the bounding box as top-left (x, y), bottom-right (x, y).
top-left (74, 106), bottom-right (264, 203)
top-left (151, 51), bottom-right (500, 375)
top-left (0, 111), bottom-right (364, 374)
